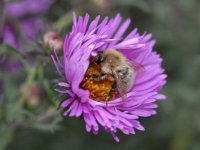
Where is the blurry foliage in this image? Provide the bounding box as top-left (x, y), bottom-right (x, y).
top-left (0, 0), bottom-right (200, 150)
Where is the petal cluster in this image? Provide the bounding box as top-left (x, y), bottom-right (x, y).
top-left (54, 13), bottom-right (167, 141)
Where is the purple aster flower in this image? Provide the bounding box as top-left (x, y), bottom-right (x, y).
top-left (1, 20), bottom-right (44, 49)
top-left (5, 0), bottom-right (54, 17)
top-left (53, 13), bottom-right (167, 142)
top-left (0, 0), bottom-right (54, 49)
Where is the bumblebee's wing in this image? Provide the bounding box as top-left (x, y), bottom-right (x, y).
top-left (129, 60), bottom-right (146, 74)
top-left (111, 69), bottom-right (127, 101)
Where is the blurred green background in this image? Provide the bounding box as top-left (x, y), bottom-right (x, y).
top-left (1, 0), bottom-right (200, 150)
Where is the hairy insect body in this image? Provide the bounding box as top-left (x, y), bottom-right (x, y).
top-left (93, 49), bottom-right (135, 100)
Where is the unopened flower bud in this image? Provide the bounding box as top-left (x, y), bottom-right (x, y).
top-left (43, 31), bottom-right (64, 51)
top-left (20, 84), bottom-right (43, 107)
top-left (28, 85), bottom-right (42, 107)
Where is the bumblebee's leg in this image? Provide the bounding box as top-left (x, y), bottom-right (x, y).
top-left (85, 73), bottom-right (107, 81)
top-left (90, 52), bottom-right (104, 65)
top-left (107, 75), bottom-right (115, 82)
top-left (105, 81), bottom-right (117, 104)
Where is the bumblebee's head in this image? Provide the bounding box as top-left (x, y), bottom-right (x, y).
top-left (95, 52), bottom-right (105, 64)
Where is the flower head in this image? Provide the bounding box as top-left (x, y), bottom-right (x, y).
top-left (53, 13), bottom-right (167, 141)
top-left (0, 0), bottom-right (54, 49)
top-left (5, 0), bottom-right (54, 17)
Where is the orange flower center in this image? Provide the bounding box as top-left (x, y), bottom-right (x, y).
top-left (80, 56), bottom-right (117, 102)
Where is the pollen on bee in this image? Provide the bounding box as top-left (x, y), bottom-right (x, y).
top-left (80, 56), bottom-right (117, 102)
